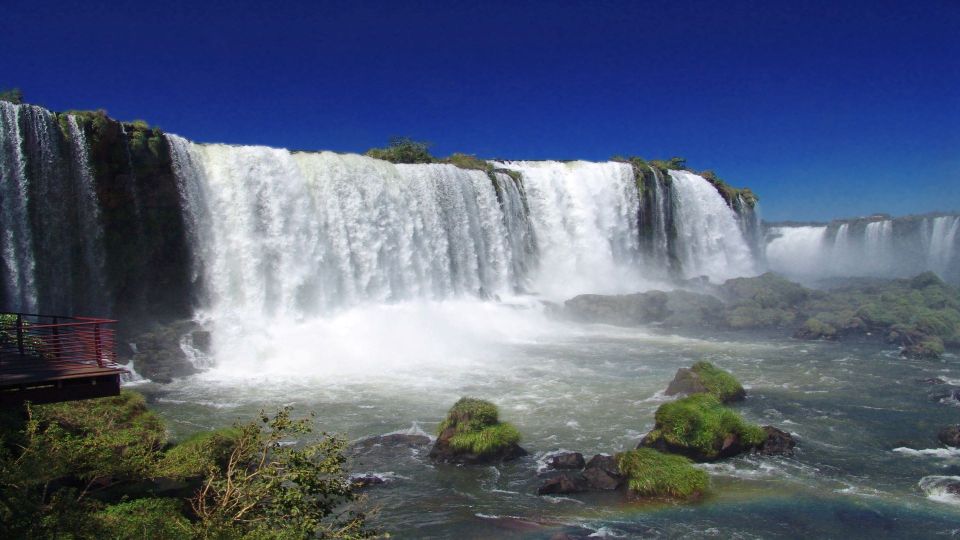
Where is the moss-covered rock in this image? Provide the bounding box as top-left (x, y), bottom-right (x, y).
top-left (443, 152), bottom-right (492, 172)
top-left (616, 448), bottom-right (708, 500)
top-left (665, 361), bottom-right (746, 403)
top-left (794, 317), bottom-right (838, 340)
top-left (365, 137), bottom-right (434, 164)
top-left (429, 397), bottom-right (526, 464)
top-left (639, 394), bottom-right (766, 461)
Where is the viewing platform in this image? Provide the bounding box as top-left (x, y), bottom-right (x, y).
top-left (0, 313), bottom-right (127, 405)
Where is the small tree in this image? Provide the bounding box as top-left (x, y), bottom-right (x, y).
top-left (0, 88), bottom-right (23, 104)
top-left (191, 407), bottom-right (375, 539)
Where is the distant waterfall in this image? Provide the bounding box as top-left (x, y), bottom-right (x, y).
top-left (669, 170), bottom-right (756, 281)
top-left (765, 215), bottom-right (960, 284)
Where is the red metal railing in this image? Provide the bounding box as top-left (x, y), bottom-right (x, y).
top-left (0, 312), bottom-right (118, 368)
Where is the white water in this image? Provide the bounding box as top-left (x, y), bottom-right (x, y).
top-left (766, 216), bottom-right (960, 283)
top-left (0, 102), bottom-right (37, 312)
top-left (668, 170), bottom-right (756, 281)
top-left (492, 160), bottom-right (648, 297)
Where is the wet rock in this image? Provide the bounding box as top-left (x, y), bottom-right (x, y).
top-left (129, 320), bottom-right (203, 383)
top-left (353, 433), bottom-right (431, 451)
top-left (938, 425), bottom-right (960, 448)
top-left (350, 474), bottom-right (386, 489)
top-left (756, 426), bottom-right (797, 456)
top-left (919, 377), bottom-right (946, 385)
top-left (562, 289), bottom-right (723, 328)
top-left (537, 472), bottom-right (588, 495)
top-left (547, 452), bottom-right (585, 470)
top-left (190, 330), bottom-right (212, 354)
top-left (582, 454), bottom-right (625, 490)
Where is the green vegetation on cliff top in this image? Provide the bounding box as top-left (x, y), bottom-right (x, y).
top-left (617, 448), bottom-right (708, 500)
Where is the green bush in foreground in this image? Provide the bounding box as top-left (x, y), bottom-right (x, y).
top-left (688, 361), bottom-right (746, 403)
top-left (644, 394), bottom-right (765, 460)
top-left (97, 498), bottom-right (193, 539)
top-left (157, 427), bottom-right (242, 479)
top-left (617, 448), bottom-right (708, 499)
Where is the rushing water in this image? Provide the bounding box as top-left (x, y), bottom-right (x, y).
top-left (136, 307), bottom-right (960, 538)
top-left (4, 103), bottom-right (960, 537)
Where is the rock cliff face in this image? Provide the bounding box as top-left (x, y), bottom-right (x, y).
top-left (0, 102), bottom-right (193, 328)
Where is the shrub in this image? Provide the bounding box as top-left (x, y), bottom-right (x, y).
top-left (438, 397), bottom-right (500, 434)
top-left (97, 498), bottom-right (193, 539)
top-left (448, 423), bottom-right (521, 455)
top-left (366, 136), bottom-right (434, 164)
top-left (644, 394), bottom-right (765, 460)
top-left (617, 448), bottom-right (708, 499)
top-left (158, 427), bottom-right (242, 479)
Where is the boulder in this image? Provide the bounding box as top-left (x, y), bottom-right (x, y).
top-left (350, 474), bottom-right (386, 489)
top-left (664, 361), bottom-right (746, 403)
top-left (429, 397), bottom-right (527, 465)
top-left (129, 320), bottom-right (204, 383)
top-left (582, 454), bottom-right (624, 490)
top-left (537, 472), bottom-right (588, 495)
top-left (756, 426), bottom-right (797, 456)
top-left (546, 452), bottom-right (585, 470)
top-left (938, 425), bottom-right (960, 448)
top-left (353, 433), bottom-right (432, 452)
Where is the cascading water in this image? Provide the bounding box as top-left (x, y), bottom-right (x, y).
top-left (765, 215), bottom-right (960, 284)
top-left (491, 160), bottom-right (648, 297)
top-left (668, 170), bottom-right (756, 281)
top-left (0, 102), bottom-right (108, 314)
top-left (0, 101), bottom-right (37, 312)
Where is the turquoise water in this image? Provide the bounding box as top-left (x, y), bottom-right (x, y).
top-left (133, 307), bottom-right (960, 538)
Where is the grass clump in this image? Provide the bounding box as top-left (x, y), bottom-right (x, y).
top-left (449, 423), bottom-right (521, 455)
top-left (617, 448), bottom-right (708, 500)
top-left (437, 397), bottom-right (521, 456)
top-left (645, 394), bottom-right (765, 460)
top-left (689, 361), bottom-right (745, 403)
top-left (366, 136), bottom-right (435, 164)
top-left (97, 498), bottom-right (192, 539)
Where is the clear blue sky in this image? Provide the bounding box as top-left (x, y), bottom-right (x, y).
top-left (3, 0), bottom-right (958, 221)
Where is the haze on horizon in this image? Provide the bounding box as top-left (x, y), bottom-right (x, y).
top-left (2, 0), bottom-right (958, 221)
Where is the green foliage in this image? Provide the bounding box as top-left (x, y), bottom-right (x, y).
top-left (366, 136), bottom-right (435, 164)
top-left (97, 498), bottom-right (193, 539)
top-left (689, 361), bottom-right (745, 402)
top-left (646, 394), bottom-right (765, 460)
top-left (157, 427), bottom-right (242, 479)
top-left (438, 397), bottom-right (500, 434)
top-left (0, 87), bottom-right (23, 104)
top-left (191, 407), bottom-right (374, 539)
top-left (0, 393), bottom-right (373, 539)
top-left (443, 152), bottom-right (492, 172)
top-left (617, 448), bottom-right (708, 499)
top-left (448, 423), bottom-right (521, 455)
top-left (437, 397), bottom-right (521, 457)
top-left (649, 157), bottom-right (687, 173)
top-left (799, 317), bottom-right (838, 339)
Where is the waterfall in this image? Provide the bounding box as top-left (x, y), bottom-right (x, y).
top-left (168, 140), bottom-right (537, 319)
top-left (65, 115), bottom-right (107, 313)
top-left (765, 215), bottom-right (960, 284)
top-left (491, 160), bottom-right (645, 297)
top-left (0, 102), bottom-right (37, 312)
top-left (668, 170), bottom-right (755, 281)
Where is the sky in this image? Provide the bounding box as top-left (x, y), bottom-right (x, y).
top-left (2, 0), bottom-right (958, 221)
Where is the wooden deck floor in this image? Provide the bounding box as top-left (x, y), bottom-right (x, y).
top-left (0, 354), bottom-right (128, 405)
